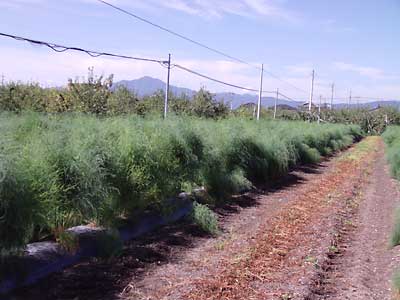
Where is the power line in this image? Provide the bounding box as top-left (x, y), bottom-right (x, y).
top-left (263, 70), bottom-right (309, 94)
top-left (0, 31), bottom-right (300, 99)
top-left (278, 92), bottom-right (298, 102)
top-left (96, 0), bottom-right (257, 69)
top-left (174, 64), bottom-right (275, 93)
top-left (0, 32), bottom-right (166, 64)
top-left (96, 0), bottom-right (309, 94)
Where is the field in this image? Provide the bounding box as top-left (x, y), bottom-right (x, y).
top-left (383, 126), bottom-right (400, 179)
top-left (0, 112), bottom-right (362, 255)
top-left (3, 113), bottom-right (400, 300)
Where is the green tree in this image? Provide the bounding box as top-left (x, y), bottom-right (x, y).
top-left (191, 88), bottom-right (229, 119)
top-left (107, 86), bottom-right (138, 115)
top-left (65, 67), bottom-right (113, 114)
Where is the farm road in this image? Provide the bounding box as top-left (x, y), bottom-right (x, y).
top-left (12, 137), bottom-right (400, 300)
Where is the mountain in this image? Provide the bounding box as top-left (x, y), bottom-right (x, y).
top-left (113, 76), bottom-right (303, 109)
top-left (114, 76), bottom-right (195, 98)
top-left (333, 101), bottom-right (400, 110)
top-left (114, 77), bottom-right (400, 110)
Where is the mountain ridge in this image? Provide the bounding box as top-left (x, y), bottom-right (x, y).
top-left (114, 76), bottom-right (400, 110)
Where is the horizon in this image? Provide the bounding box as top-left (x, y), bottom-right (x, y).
top-left (0, 0), bottom-right (399, 103)
top-left (3, 75), bottom-right (397, 105)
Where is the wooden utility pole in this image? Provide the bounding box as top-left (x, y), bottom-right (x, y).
top-left (274, 88), bottom-right (279, 119)
top-left (308, 70), bottom-right (315, 111)
top-left (330, 83), bottom-right (334, 110)
top-left (257, 64), bottom-right (264, 121)
top-left (348, 89), bottom-right (352, 110)
top-left (164, 54), bottom-right (171, 119)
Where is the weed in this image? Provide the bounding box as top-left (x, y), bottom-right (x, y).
top-left (393, 270), bottom-right (400, 299)
top-left (0, 113), bottom-right (361, 254)
top-left (190, 202), bottom-right (219, 235)
top-left (390, 208), bottom-right (400, 248)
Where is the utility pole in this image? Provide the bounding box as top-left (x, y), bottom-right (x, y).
top-left (274, 88), bottom-right (279, 119)
top-left (348, 89), bottom-right (352, 110)
top-left (318, 95), bottom-right (322, 124)
top-left (164, 54), bottom-right (171, 119)
top-left (330, 83), bottom-right (334, 110)
top-left (308, 69), bottom-right (315, 112)
top-left (319, 95), bottom-right (322, 114)
top-left (257, 64), bottom-right (264, 121)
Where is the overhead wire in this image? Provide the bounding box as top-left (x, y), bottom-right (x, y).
top-left (174, 64), bottom-right (275, 93)
top-left (0, 32), bottom-right (273, 94)
top-left (0, 32), bottom-right (317, 99)
top-left (96, 0), bottom-right (258, 69)
top-left (0, 32), bottom-right (167, 64)
top-left (96, 0), bottom-right (308, 95)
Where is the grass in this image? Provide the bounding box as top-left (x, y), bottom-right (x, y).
top-left (191, 202), bottom-right (219, 235)
top-left (393, 270), bottom-right (400, 299)
top-left (383, 126), bottom-right (400, 179)
top-left (390, 208), bottom-right (400, 248)
top-left (0, 112), bottom-right (363, 255)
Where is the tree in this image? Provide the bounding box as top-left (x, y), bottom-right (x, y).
top-left (107, 86), bottom-right (139, 115)
top-left (65, 67), bottom-right (113, 114)
top-left (191, 88), bottom-right (229, 119)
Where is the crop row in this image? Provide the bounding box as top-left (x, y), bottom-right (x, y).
top-left (383, 126), bottom-right (400, 179)
top-left (0, 113), bottom-right (362, 255)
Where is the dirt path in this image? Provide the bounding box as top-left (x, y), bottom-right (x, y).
top-left (307, 138), bottom-right (400, 300)
top-left (12, 137), bottom-right (400, 300)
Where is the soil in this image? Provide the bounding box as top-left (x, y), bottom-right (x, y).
top-left (306, 138), bottom-right (400, 300)
top-left (9, 137), bottom-right (400, 300)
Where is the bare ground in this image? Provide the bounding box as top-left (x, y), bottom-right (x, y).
top-left (306, 138), bottom-right (400, 300)
top-left (10, 137), bottom-right (400, 300)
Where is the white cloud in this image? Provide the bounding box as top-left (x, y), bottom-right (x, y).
top-left (0, 46), bottom-right (261, 93)
top-left (88, 0), bottom-right (298, 21)
top-left (1, 46), bottom-right (398, 101)
top-left (332, 62), bottom-right (397, 80)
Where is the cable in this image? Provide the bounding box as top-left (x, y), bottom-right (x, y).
top-left (96, 0), bottom-right (258, 69)
top-left (0, 32), bottom-right (306, 99)
top-left (264, 70), bottom-right (309, 94)
top-left (174, 64), bottom-right (262, 93)
top-left (96, 0), bottom-right (309, 94)
top-left (278, 92), bottom-right (298, 102)
top-left (0, 32), bottom-right (167, 64)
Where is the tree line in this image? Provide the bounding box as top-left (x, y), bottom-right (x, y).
top-left (0, 68), bottom-right (230, 119)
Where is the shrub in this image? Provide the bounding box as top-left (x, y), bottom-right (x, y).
top-left (0, 113), bottom-right (361, 254)
top-left (393, 270), bottom-right (400, 298)
top-left (390, 208), bottom-right (400, 248)
top-left (190, 202), bottom-right (219, 235)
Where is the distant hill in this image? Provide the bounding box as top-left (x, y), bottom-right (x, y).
top-left (113, 76), bottom-right (303, 109)
top-left (114, 77), bottom-right (400, 110)
top-left (333, 101), bottom-right (400, 110)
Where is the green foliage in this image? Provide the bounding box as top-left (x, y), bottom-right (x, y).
top-left (393, 270), bottom-right (400, 296)
top-left (0, 113), bottom-right (361, 255)
top-left (275, 107), bottom-right (400, 135)
top-left (191, 202), bottom-right (219, 235)
top-left (0, 76), bottom-right (230, 119)
top-left (383, 126), bottom-right (400, 179)
top-left (390, 207), bottom-right (400, 248)
top-left (190, 88), bottom-right (229, 119)
top-left (65, 67), bottom-right (113, 114)
top-left (107, 86), bottom-right (139, 115)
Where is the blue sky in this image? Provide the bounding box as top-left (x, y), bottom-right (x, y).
top-left (0, 0), bottom-right (399, 102)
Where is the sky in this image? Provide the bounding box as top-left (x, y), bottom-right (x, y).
top-left (0, 0), bottom-right (399, 102)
